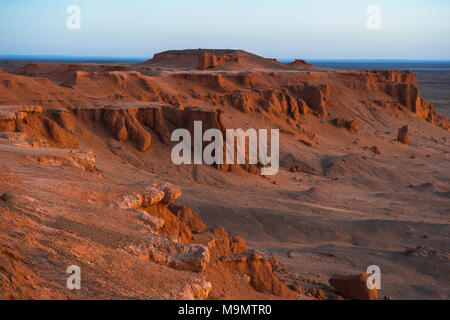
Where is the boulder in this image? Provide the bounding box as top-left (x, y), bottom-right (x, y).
top-left (125, 236), bottom-right (210, 273)
top-left (69, 150), bottom-right (95, 171)
top-left (133, 209), bottom-right (165, 231)
top-left (180, 279), bottom-right (212, 300)
top-left (160, 183), bottom-right (182, 204)
top-left (147, 240), bottom-right (210, 273)
top-left (398, 125), bottom-right (410, 144)
top-left (329, 273), bottom-right (378, 300)
top-left (331, 118), bottom-right (361, 133)
top-left (220, 250), bottom-right (295, 298)
top-left (230, 236), bottom-right (246, 254)
top-left (371, 146), bottom-right (381, 155)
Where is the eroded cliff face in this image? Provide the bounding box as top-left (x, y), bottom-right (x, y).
top-left (5, 51), bottom-right (448, 131)
top-left (0, 103), bottom-right (225, 152)
top-left (339, 70), bottom-right (446, 126)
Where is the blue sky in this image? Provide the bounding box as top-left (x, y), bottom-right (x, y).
top-left (0, 0), bottom-right (449, 59)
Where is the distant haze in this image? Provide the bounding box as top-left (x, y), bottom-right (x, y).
top-left (1, 0), bottom-right (449, 59)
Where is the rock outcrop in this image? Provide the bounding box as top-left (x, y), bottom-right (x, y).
top-left (219, 251), bottom-right (296, 298)
top-left (73, 103), bottom-right (225, 150)
top-left (398, 125), bottom-right (410, 144)
top-left (168, 204), bottom-right (207, 233)
top-left (331, 118), bottom-right (361, 133)
top-left (126, 237), bottom-right (210, 273)
top-left (198, 51), bottom-right (239, 69)
top-left (115, 182), bottom-right (295, 298)
top-left (329, 273), bottom-right (378, 300)
top-left (0, 105), bottom-right (79, 149)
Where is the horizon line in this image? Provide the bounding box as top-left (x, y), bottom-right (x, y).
top-left (1, 54), bottom-right (450, 63)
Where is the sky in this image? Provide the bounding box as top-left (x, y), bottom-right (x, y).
top-left (0, 0), bottom-right (449, 60)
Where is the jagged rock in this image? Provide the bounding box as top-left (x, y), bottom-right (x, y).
top-left (232, 92), bottom-right (254, 113)
top-left (219, 250), bottom-right (295, 298)
top-left (153, 107), bottom-right (172, 145)
top-left (194, 226), bottom-right (247, 259)
top-left (125, 234), bottom-right (210, 273)
top-left (142, 187), bottom-right (165, 207)
top-left (168, 203), bottom-right (207, 233)
top-left (307, 288), bottom-right (327, 300)
top-left (133, 209), bottom-right (165, 231)
top-left (288, 97), bottom-right (301, 121)
top-left (180, 279), bottom-right (212, 300)
top-left (331, 118), bottom-right (361, 133)
top-left (329, 273), bottom-right (378, 300)
top-left (30, 148), bottom-right (95, 172)
top-left (114, 114), bottom-right (129, 142)
top-left (297, 98), bottom-right (310, 115)
top-left (124, 112), bottom-right (152, 151)
top-left (268, 256), bottom-right (282, 272)
top-left (0, 105), bottom-right (42, 132)
top-left (27, 139), bottom-right (49, 148)
top-left (69, 150), bottom-right (95, 171)
top-left (52, 109), bottom-right (76, 132)
top-left (160, 183), bottom-right (182, 204)
top-left (0, 132), bottom-right (28, 141)
top-left (100, 103), bottom-right (225, 151)
top-left (117, 186), bottom-right (165, 209)
top-left (290, 283), bottom-right (304, 294)
top-left (44, 118), bottom-right (78, 149)
top-left (398, 125), bottom-right (410, 144)
top-left (230, 236), bottom-right (246, 254)
top-left (117, 193), bottom-right (144, 209)
top-left (146, 203), bottom-right (193, 242)
top-left (298, 85), bottom-right (329, 117)
top-left (148, 240), bottom-right (210, 273)
top-left (371, 146), bottom-right (381, 155)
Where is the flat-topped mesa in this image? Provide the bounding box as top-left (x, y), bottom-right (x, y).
top-left (140, 49), bottom-right (237, 70)
top-left (0, 50), bottom-right (447, 131)
top-left (140, 49), bottom-right (295, 71)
